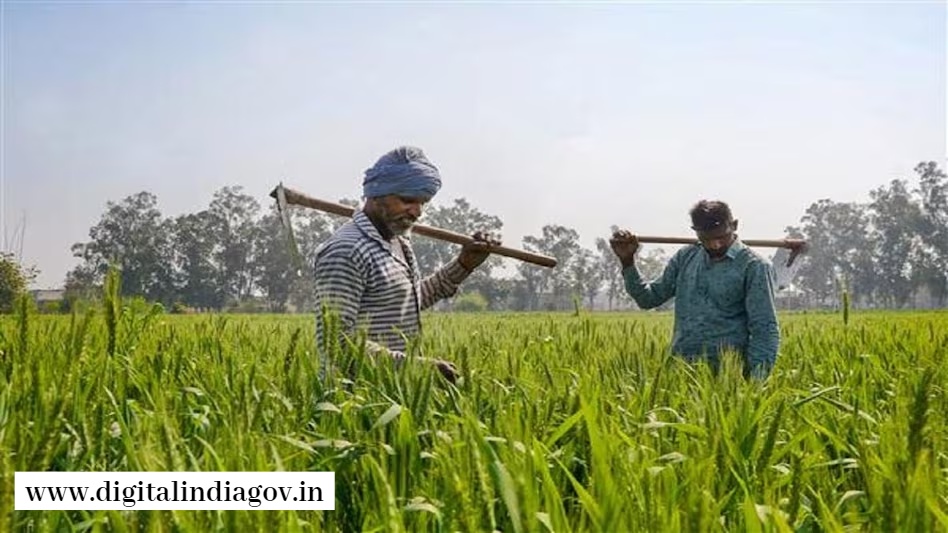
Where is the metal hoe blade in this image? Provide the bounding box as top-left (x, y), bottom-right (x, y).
top-left (772, 245), bottom-right (807, 291)
top-left (275, 182), bottom-right (305, 277)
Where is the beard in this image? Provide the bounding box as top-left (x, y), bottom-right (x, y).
top-left (387, 216), bottom-right (417, 236)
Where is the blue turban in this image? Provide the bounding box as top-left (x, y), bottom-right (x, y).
top-left (362, 146), bottom-right (442, 199)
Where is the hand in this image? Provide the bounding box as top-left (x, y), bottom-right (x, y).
top-left (432, 359), bottom-right (459, 384)
top-left (609, 229), bottom-right (639, 267)
top-left (457, 231), bottom-right (501, 271)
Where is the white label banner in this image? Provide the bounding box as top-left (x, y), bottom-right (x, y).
top-left (15, 472), bottom-right (335, 510)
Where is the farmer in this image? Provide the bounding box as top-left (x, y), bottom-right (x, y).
top-left (313, 146), bottom-right (497, 383)
top-left (609, 200), bottom-right (780, 379)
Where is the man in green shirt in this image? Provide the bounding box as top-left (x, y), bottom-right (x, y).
top-left (610, 200), bottom-right (780, 379)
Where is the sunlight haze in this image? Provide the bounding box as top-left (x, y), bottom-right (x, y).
top-left (2, 2), bottom-right (944, 288)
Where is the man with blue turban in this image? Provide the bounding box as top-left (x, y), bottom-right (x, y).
top-left (313, 146), bottom-right (498, 383)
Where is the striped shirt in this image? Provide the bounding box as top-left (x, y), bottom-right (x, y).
top-left (622, 239), bottom-right (780, 377)
top-left (313, 210), bottom-right (470, 367)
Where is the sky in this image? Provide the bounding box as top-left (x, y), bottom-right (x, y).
top-left (2, 1), bottom-right (945, 289)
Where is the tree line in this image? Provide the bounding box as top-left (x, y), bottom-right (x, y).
top-left (2, 160), bottom-right (944, 313)
top-left (785, 162), bottom-right (947, 308)
top-left (56, 186), bottom-right (669, 313)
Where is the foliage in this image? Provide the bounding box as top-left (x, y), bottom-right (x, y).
top-left (64, 160), bottom-right (946, 312)
top-left (519, 225), bottom-right (583, 310)
top-left (784, 161), bottom-right (948, 308)
top-left (413, 199), bottom-right (507, 309)
top-left (69, 192), bottom-right (176, 303)
top-left (172, 210), bottom-right (223, 310)
top-left (453, 291), bottom-right (489, 313)
top-left (0, 252), bottom-right (36, 313)
top-left (209, 186), bottom-right (261, 303)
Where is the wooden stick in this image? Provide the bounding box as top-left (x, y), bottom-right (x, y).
top-left (635, 236), bottom-right (807, 250)
top-left (635, 235), bottom-right (808, 266)
top-left (271, 185), bottom-right (558, 268)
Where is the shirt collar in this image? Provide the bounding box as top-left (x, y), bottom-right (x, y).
top-left (354, 209), bottom-right (412, 263)
top-left (725, 238), bottom-right (745, 260)
top-left (699, 237), bottom-right (744, 264)
top-left (354, 210), bottom-right (385, 244)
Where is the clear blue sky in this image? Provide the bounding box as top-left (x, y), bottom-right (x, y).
top-left (3, 1), bottom-right (945, 288)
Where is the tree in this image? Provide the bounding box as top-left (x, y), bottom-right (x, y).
top-left (519, 225), bottom-right (581, 310)
top-left (286, 208), bottom-right (333, 312)
top-left (172, 210), bottom-right (223, 309)
top-left (0, 252), bottom-right (36, 313)
top-left (69, 191), bottom-right (176, 303)
top-left (62, 268), bottom-right (98, 312)
top-left (914, 161), bottom-right (948, 306)
top-left (328, 198), bottom-right (361, 232)
top-left (787, 200), bottom-right (874, 307)
top-left (636, 248), bottom-right (670, 282)
top-left (209, 186), bottom-right (261, 304)
top-left (253, 204), bottom-right (304, 312)
top-left (411, 198), bottom-right (506, 309)
top-left (572, 248), bottom-right (604, 309)
top-left (453, 291), bottom-right (488, 312)
top-left (512, 264), bottom-right (544, 311)
top-left (869, 179), bottom-right (924, 308)
top-left (595, 237), bottom-right (624, 310)
top-left (412, 199), bottom-right (502, 270)
top-left (293, 208), bottom-right (334, 265)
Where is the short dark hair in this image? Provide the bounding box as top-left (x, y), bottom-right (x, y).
top-left (689, 200), bottom-right (733, 232)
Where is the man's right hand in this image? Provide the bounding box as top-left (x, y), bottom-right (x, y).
top-left (432, 359), bottom-right (459, 384)
top-left (610, 229), bottom-right (639, 268)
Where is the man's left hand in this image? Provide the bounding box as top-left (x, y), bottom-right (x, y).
top-left (458, 231), bottom-right (501, 271)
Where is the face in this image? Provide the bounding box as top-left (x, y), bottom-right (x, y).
top-left (371, 194), bottom-right (429, 236)
top-left (695, 221), bottom-right (737, 259)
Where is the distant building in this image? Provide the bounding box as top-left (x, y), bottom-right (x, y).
top-left (30, 289), bottom-right (65, 303)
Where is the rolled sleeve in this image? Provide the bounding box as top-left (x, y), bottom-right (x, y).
top-left (419, 258), bottom-right (470, 309)
top-left (623, 255), bottom-right (679, 310)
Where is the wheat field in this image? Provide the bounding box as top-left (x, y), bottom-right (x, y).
top-left (2, 293), bottom-right (946, 532)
